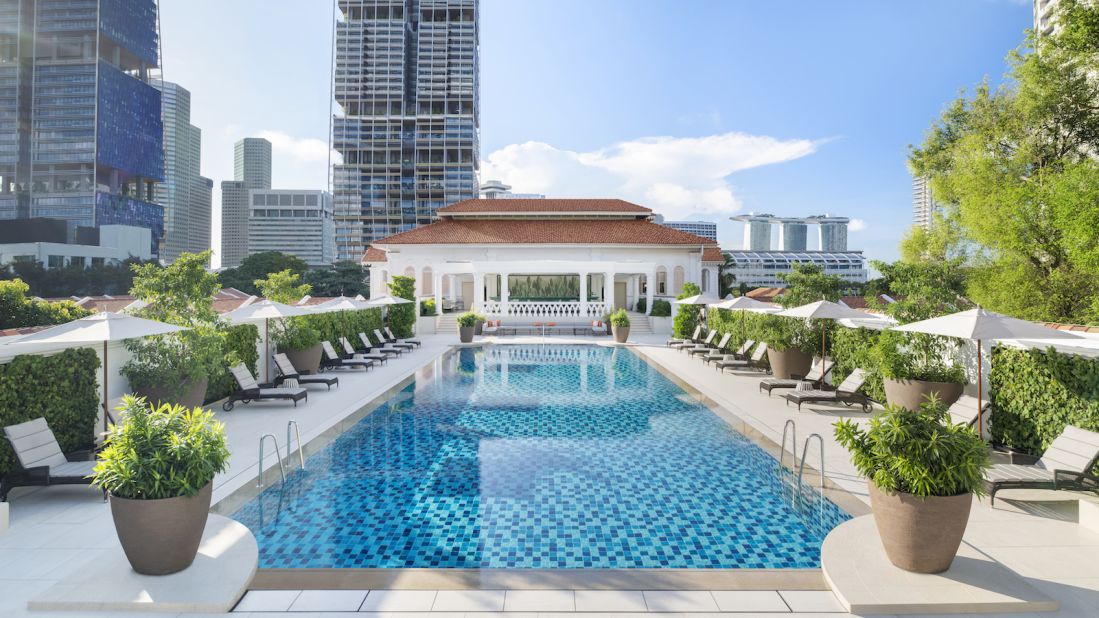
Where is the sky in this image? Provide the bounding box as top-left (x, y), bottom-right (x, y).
top-left (159, 0), bottom-right (1034, 265)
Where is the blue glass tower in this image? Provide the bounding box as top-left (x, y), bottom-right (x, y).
top-left (0, 0), bottom-right (165, 258)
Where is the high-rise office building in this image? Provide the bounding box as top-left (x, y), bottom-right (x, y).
top-left (155, 81), bottom-right (210, 262)
top-left (733, 213), bottom-right (850, 251)
top-left (733, 214), bottom-right (775, 250)
top-left (192, 176), bottom-right (212, 255)
top-left (248, 190), bottom-right (335, 267)
top-left (220, 137), bottom-right (272, 268)
top-left (778, 221), bottom-right (808, 251)
top-left (332, 0), bottom-right (480, 261)
top-left (234, 137), bottom-right (272, 190)
top-left (0, 0), bottom-right (165, 258)
top-left (817, 217), bottom-right (849, 252)
top-left (1034, 0), bottom-right (1060, 36)
top-left (912, 175), bottom-right (939, 228)
top-left (661, 220), bottom-right (718, 242)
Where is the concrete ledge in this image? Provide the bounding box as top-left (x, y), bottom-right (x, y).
top-left (1080, 498), bottom-right (1099, 534)
top-left (822, 515), bottom-right (1057, 615)
top-left (28, 514), bottom-right (256, 613)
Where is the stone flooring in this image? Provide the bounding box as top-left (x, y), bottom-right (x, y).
top-left (1, 334), bottom-right (1098, 617)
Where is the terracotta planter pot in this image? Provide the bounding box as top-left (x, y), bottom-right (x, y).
top-left (868, 483), bottom-right (972, 574)
top-left (766, 348), bottom-right (812, 380)
top-left (282, 343), bottom-right (322, 375)
top-left (612, 325), bottom-right (630, 343)
top-left (134, 377), bottom-right (209, 410)
top-left (110, 483), bottom-right (212, 575)
top-left (459, 326), bottom-right (475, 343)
top-left (883, 378), bottom-right (965, 412)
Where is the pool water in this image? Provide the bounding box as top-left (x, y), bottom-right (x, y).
top-left (231, 345), bottom-right (850, 569)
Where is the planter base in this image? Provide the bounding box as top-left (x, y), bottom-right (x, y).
top-left (110, 483), bottom-right (213, 575)
top-left (883, 378), bottom-right (964, 412)
top-left (868, 484), bottom-right (972, 574)
top-left (612, 325), bottom-right (630, 343)
top-left (767, 348), bottom-right (812, 380)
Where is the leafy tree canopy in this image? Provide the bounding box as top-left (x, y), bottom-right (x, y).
top-left (219, 252), bottom-right (308, 295)
top-left (301, 261), bottom-right (368, 297)
top-left (777, 263), bottom-right (845, 308)
top-left (1, 257), bottom-right (157, 298)
top-left (0, 279), bottom-right (92, 329)
top-left (255, 269), bottom-right (311, 304)
top-left (908, 0), bottom-right (1099, 324)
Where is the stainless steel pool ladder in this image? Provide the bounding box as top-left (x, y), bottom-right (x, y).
top-left (257, 434), bottom-right (285, 488)
top-left (287, 420), bottom-right (305, 470)
top-left (779, 419), bottom-right (798, 472)
top-left (796, 433), bottom-right (825, 507)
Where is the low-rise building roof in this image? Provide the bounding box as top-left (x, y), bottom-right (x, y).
top-left (436, 198), bottom-right (651, 216)
top-left (370, 218), bottom-right (717, 247)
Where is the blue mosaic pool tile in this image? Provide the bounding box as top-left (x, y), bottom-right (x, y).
top-left (231, 345), bottom-right (850, 569)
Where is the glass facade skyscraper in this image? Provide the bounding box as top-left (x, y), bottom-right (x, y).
top-left (332, 0), bottom-right (480, 261)
top-left (155, 81), bottom-right (210, 262)
top-left (0, 0), bottom-right (165, 258)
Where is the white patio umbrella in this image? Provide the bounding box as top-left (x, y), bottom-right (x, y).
top-left (709, 296), bottom-right (776, 311)
top-left (308, 296), bottom-right (374, 313)
top-left (892, 307), bottom-right (1082, 436)
top-left (777, 300), bottom-right (876, 367)
top-left (365, 295), bottom-right (413, 306)
top-left (223, 300), bottom-right (315, 382)
top-left (4, 312), bottom-right (187, 431)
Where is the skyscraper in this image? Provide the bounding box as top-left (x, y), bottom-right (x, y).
top-left (912, 175), bottom-right (938, 228)
top-left (332, 0), bottom-right (480, 261)
top-left (0, 0), bottom-right (166, 258)
top-left (220, 137), bottom-right (272, 268)
top-left (155, 81), bottom-right (210, 262)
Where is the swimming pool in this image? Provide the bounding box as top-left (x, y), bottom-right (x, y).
top-left (231, 345), bottom-right (850, 569)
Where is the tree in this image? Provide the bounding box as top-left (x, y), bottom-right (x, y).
top-left (387, 275), bottom-right (416, 337)
top-left (219, 252), bottom-right (308, 295)
top-left (672, 282), bottom-right (702, 337)
top-left (302, 261), bottom-right (368, 297)
top-left (255, 269), bottom-right (312, 304)
top-left (0, 279), bottom-right (91, 329)
top-left (777, 263), bottom-right (845, 308)
top-left (909, 0), bottom-right (1099, 324)
top-left (1, 257), bottom-right (156, 298)
top-left (718, 253), bottom-right (736, 298)
top-left (254, 269), bottom-right (320, 351)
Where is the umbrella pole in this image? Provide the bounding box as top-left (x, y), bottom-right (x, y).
top-left (822, 322), bottom-right (827, 367)
top-left (102, 341), bottom-right (109, 434)
top-left (977, 339), bottom-right (983, 439)
top-left (265, 318), bottom-right (270, 383)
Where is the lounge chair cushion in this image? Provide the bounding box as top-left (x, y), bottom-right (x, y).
top-left (258, 387), bottom-right (307, 398)
top-left (985, 464), bottom-right (1056, 483)
top-left (49, 460), bottom-right (97, 478)
top-left (1038, 426), bottom-right (1099, 473)
top-left (4, 418), bottom-right (68, 470)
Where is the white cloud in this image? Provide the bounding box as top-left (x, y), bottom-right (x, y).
top-left (256, 130), bottom-right (336, 164)
top-left (849, 218), bottom-right (866, 232)
top-left (481, 132), bottom-right (821, 220)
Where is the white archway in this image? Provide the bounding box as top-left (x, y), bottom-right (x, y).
top-left (656, 266), bottom-right (668, 295)
top-left (701, 268), bottom-right (711, 293)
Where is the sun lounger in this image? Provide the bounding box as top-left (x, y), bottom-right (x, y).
top-left (359, 332), bottom-right (402, 357)
top-left (375, 329), bottom-right (414, 351)
top-left (384, 327), bottom-right (421, 347)
top-left (715, 342), bottom-right (769, 372)
top-left (667, 326), bottom-right (701, 347)
top-left (272, 353), bottom-right (339, 390)
top-left (689, 332), bottom-right (730, 358)
top-left (759, 359), bottom-right (835, 395)
top-left (947, 394), bottom-right (991, 429)
top-left (223, 364), bottom-right (308, 411)
top-left (985, 425), bottom-right (1099, 506)
top-left (680, 330), bottom-right (717, 353)
top-left (783, 368), bottom-right (871, 412)
top-left (321, 341), bottom-right (375, 371)
top-left (704, 339), bottom-right (754, 365)
top-left (2, 417), bottom-right (101, 502)
top-left (340, 336), bottom-right (388, 364)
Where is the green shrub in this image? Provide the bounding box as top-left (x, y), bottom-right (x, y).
top-left (456, 311), bottom-right (482, 328)
top-left (835, 397), bottom-right (990, 497)
top-left (609, 309), bottom-right (630, 327)
top-left (388, 276), bottom-right (416, 337)
top-left (635, 297), bottom-right (646, 313)
top-left (672, 283), bottom-right (702, 337)
top-left (830, 326), bottom-right (886, 402)
top-left (421, 298), bottom-right (438, 316)
top-left (254, 269), bottom-right (322, 352)
top-left (990, 346), bottom-right (1099, 456)
top-left (303, 308), bottom-right (383, 346)
top-left (0, 348), bottom-right (100, 478)
top-left (92, 396), bottom-right (229, 499)
top-left (0, 279), bottom-right (91, 329)
top-left (650, 299), bottom-right (672, 317)
top-left (205, 324), bottom-right (259, 403)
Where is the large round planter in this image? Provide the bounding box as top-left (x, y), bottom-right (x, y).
top-left (612, 325), bottom-right (630, 343)
top-left (883, 378), bottom-right (965, 412)
top-left (134, 377), bottom-right (209, 410)
top-left (282, 343), bottom-right (322, 375)
top-left (459, 326), bottom-right (475, 343)
top-left (868, 483), bottom-right (972, 574)
top-left (474, 321), bottom-right (484, 335)
top-left (766, 348), bottom-right (812, 380)
top-left (110, 483), bottom-right (212, 575)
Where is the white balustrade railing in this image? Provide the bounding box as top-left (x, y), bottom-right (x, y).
top-left (480, 300), bottom-right (614, 320)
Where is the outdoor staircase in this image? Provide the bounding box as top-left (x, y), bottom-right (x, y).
top-left (626, 312), bottom-right (652, 334)
top-left (437, 314), bottom-right (457, 334)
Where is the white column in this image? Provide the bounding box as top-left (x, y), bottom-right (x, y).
top-left (645, 270), bottom-right (655, 315)
top-left (500, 272), bottom-right (510, 316)
top-left (579, 272), bottom-right (588, 317)
top-left (473, 272), bottom-right (485, 312)
top-left (604, 271), bottom-right (616, 311)
top-left (433, 272), bottom-right (443, 315)
top-left (630, 275), bottom-right (639, 311)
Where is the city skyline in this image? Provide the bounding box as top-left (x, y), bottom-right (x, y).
top-left (157, 0), bottom-right (1033, 264)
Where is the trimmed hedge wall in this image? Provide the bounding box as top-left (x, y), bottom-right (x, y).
top-left (205, 323), bottom-right (260, 403)
top-left (304, 308), bottom-right (384, 348)
top-left (830, 326), bottom-right (886, 403)
top-left (0, 348), bottom-right (100, 478)
top-left (990, 346), bottom-right (1099, 455)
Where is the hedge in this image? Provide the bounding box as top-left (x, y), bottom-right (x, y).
top-left (303, 308), bottom-right (384, 347)
top-left (650, 299), bottom-right (672, 317)
top-left (829, 326), bottom-right (886, 403)
top-left (0, 348), bottom-right (100, 478)
top-left (990, 346), bottom-right (1099, 455)
top-left (205, 324), bottom-right (260, 403)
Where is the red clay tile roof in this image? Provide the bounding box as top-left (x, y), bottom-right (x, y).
top-left (362, 247), bottom-right (388, 262)
top-left (702, 247), bottom-right (724, 263)
top-left (437, 198), bottom-right (652, 214)
top-left (1042, 322), bottom-right (1099, 333)
top-left (372, 219), bottom-right (717, 246)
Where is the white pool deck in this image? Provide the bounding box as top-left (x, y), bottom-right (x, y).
top-left (0, 334), bottom-right (1096, 617)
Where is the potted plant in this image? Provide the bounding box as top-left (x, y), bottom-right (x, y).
top-left (610, 309), bottom-right (631, 343)
top-left (834, 397), bottom-right (989, 573)
top-left (757, 315), bottom-right (812, 379)
top-left (122, 330), bottom-right (219, 409)
top-left (92, 396), bottom-right (230, 575)
top-left (457, 311), bottom-right (481, 343)
top-left (274, 316), bottom-right (323, 374)
top-left (875, 332), bottom-right (966, 412)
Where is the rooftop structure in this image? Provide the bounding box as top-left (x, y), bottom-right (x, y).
top-left (732, 213), bottom-right (851, 251)
top-left (0, 0), bottom-right (166, 259)
top-left (332, 0), bottom-right (480, 261)
top-left (724, 250), bottom-right (867, 288)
